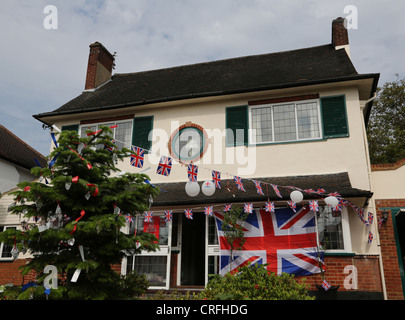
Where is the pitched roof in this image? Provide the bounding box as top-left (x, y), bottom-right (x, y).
top-left (34, 44), bottom-right (379, 119)
top-left (151, 172), bottom-right (372, 207)
top-left (0, 125), bottom-right (47, 170)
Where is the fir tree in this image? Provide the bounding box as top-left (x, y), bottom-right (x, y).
top-left (0, 126), bottom-right (159, 299)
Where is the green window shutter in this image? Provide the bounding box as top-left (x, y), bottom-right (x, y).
top-left (226, 105), bottom-right (248, 146)
top-left (61, 124), bottom-right (79, 132)
top-left (132, 116), bottom-right (153, 151)
top-left (320, 95), bottom-right (349, 138)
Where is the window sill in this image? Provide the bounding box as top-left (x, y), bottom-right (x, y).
top-left (249, 138), bottom-right (327, 147)
top-left (324, 252), bottom-right (355, 257)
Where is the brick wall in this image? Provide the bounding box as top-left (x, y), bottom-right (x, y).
top-left (375, 199), bottom-right (405, 300)
top-left (0, 259), bottom-right (36, 286)
top-left (296, 255), bottom-right (382, 293)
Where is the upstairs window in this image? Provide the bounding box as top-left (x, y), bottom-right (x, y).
top-left (224, 94), bottom-right (349, 146)
top-left (80, 120), bottom-right (132, 150)
top-left (250, 100), bottom-right (322, 144)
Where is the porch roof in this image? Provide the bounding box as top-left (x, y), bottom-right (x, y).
top-left (151, 172), bottom-right (373, 207)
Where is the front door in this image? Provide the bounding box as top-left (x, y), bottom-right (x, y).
top-left (180, 212), bottom-right (205, 286)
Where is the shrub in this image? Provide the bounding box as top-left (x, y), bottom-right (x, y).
top-left (120, 270), bottom-right (150, 298)
top-left (199, 263), bottom-right (314, 300)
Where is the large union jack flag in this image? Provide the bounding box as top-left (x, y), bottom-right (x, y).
top-left (214, 206), bottom-right (324, 276)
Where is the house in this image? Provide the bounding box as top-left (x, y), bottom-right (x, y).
top-left (0, 125), bottom-right (46, 194)
top-left (371, 158), bottom-right (405, 300)
top-left (0, 126), bottom-right (46, 285)
top-left (1, 17), bottom-right (389, 299)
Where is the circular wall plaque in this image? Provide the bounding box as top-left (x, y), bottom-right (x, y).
top-left (169, 122), bottom-right (208, 162)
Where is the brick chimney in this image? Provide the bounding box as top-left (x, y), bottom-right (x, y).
top-left (85, 42), bottom-right (115, 90)
top-left (332, 17), bottom-right (350, 57)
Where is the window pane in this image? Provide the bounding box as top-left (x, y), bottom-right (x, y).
top-left (80, 125), bottom-right (97, 137)
top-left (158, 217), bottom-right (169, 246)
top-left (273, 104), bottom-right (296, 141)
top-left (208, 255), bottom-right (220, 276)
top-left (317, 206), bottom-right (344, 250)
top-left (251, 107), bottom-right (272, 143)
top-left (134, 256), bottom-right (167, 287)
top-left (208, 216), bottom-right (218, 245)
top-left (132, 215), bottom-right (168, 245)
top-left (297, 102), bottom-right (320, 139)
top-left (0, 227), bottom-right (16, 258)
top-left (114, 121), bottom-right (132, 149)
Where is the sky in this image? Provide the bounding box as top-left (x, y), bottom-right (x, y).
top-left (0, 0), bottom-right (404, 157)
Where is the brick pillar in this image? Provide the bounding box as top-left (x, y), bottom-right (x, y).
top-left (375, 200), bottom-right (405, 299)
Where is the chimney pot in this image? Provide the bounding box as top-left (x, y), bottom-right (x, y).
top-left (85, 42), bottom-right (115, 90)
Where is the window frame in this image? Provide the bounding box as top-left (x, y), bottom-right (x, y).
top-left (79, 119), bottom-right (133, 149)
top-left (0, 226), bottom-right (17, 261)
top-left (316, 205), bottom-right (352, 254)
top-left (122, 213), bottom-right (172, 290)
top-left (249, 98), bottom-right (323, 145)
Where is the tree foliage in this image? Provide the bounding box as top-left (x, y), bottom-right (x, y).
top-left (367, 76), bottom-right (405, 164)
top-left (0, 126), bottom-right (159, 299)
top-left (221, 206), bottom-right (249, 272)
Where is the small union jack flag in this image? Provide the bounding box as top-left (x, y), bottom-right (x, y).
top-left (223, 204), bottom-right (232, 212)
top-left (130, 146), bottom-right (145, 168)
top-left (244, 203), bottom-right (253, 214)
top-left (368, 231), bottom-right (373, 244)
top-left (340, 198), bottom-right (349, 207)
top-left (125, 214), bottom-right (134, 223)
top-left (287, 201), bottom-right (296, 212)
top-left (144, 211), bottom-right (153, 222)
top-left (156, 156), bottom-right (172, 176)
top-left (309, 200), bottom-right (319, 212)
top-left (265, 202), bottom-right (275, 213)
top-left (271, 184), bottom-right (282, 198)
top-left (234, 176), bottom-right (246, 191)
top-left (212, 170), bottom-right (221, 189)
top-left (187, 164), bottom-right (198, 182)
top-left (333, 203), bottom-right (342, 212)
top-left (368, 212), bottom-right (374, 225)
top-left (322, 280), bottom-right (331, 291)
top-left (104, 139), bottom-right (116, 152)
top-left (184, 209), bottom-right (193, 220)
top-left (253, 180), bottom-right (264, 195)
top-left (164, 210), bottom-right (173, 222)
top-left (204, 206), bottom-right (213, 216)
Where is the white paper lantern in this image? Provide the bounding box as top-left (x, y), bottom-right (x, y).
top-left (201, 180), bottom-right (216, 196)
top-left (290, 190), bottom-right (304, 203)
top-left (325, 196), bottom-right (339, 208)
top-left (185, 181), bottom-right (200, 197)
